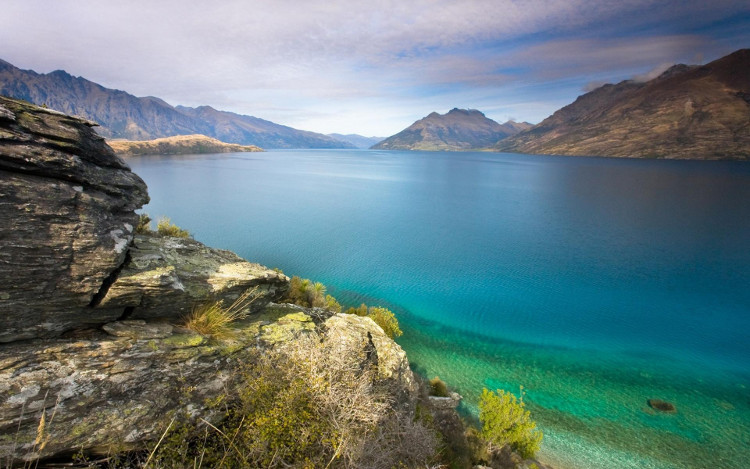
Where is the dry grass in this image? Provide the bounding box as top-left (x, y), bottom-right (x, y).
top-left (184, 287), bottom-right (260, 339)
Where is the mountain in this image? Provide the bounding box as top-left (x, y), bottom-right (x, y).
top-left (328, 133), bottom-right (385, 149)
top-left (0, 59), bottom-right (354, 149)
top-left (108, 134), bottom-right (263, 156)
top-left (497, 49), bottom-right (750, 159)
top-left (372, 108), bottom-right (532, 150)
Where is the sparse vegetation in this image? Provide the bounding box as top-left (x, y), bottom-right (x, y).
top-left (366, 306), bottom-right (402, 339)
top-left (429, 376), bottom-right (450, 397)
top-left (156, 217), bottom-right (191, 238)
top-left (479, 387), bottom-right (543, 459)
top-left (149, 338), bottom-right (439, 468)
top-left (284, 276), bottom-right (342, 313)
top-left (343, 303), bottom-right (368, 316)
top-left (135, 213), bottom-right (152, 234)
top-left (184, 287), bottom-right (260, 339)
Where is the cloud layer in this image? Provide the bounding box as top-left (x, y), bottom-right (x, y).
top-left (1, 0), bottom-right (748, 134)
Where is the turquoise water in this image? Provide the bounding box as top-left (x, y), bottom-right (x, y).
top-left (127, 150), bottom-right (750, 468)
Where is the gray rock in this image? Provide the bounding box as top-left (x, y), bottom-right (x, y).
top-left (428, 391), bottom-right (463, 410)
top-left (97, 234), bottom-right (290, 320)
top-left (102, 320), bottom-right (173, 339)
top-left (0, 310), bottom-right (416, 463)
top-left (0, 96), bottom-right (149, 342)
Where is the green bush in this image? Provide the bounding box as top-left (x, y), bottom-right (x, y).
top-left (156, 217), bottom-right (191, 238)
top-left (429, 376), bottom-right (449, 397)
top-left (284, 276), bottom-right (341, 313)
top-left (367, 306), bottom-right (402, 339)
top-left (478, 387), bottom-right (543, 459)
top-left (135, 213), bottom-right (152, 234)
top-left (344, 303), bottom-right (368, 317)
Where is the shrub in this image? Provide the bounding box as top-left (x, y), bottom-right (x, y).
top-left (135, 213), bottom-right (152, 234)
top-left (156, 216), bottom-right (191, 238)
top-left (184, 287), bottom-right (260, 339)
top-left (149, 337), bottom-right (438, 468)
top-left (478, 387), bottom-right (543, 459)
top-left (325, 294), bottom-right (342, 313)
top-left (284, 276), bottom-right (342, 313)
top-left (429, 376), bottom-right (449, 397)
top-left (367, 306), bottom-right (403, 339)
top-left (344, 303), bottom-right (368, 317)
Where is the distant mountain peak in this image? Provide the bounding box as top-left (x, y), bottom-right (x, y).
top-left (0, 59), bottom-right (355, 149)
top-left (496, 48), bottom-right (750, 160)
top-left (372, 108), bottom-right (531, 151)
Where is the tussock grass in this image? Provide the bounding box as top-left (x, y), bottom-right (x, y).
top-left (184, 287), bottom-right (260, 339)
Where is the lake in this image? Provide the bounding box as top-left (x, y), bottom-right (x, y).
top-left (127, 149), bottom-right (750, 469)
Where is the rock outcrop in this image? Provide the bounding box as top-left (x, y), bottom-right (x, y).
top-left (0, 305), bottom-right (416, 462)
top-left (0, 96), bottom-right (149, 342)
top-left (0, 99), bottom-right (419, 464)
top-left (96, 234), bottom-right (289, 321)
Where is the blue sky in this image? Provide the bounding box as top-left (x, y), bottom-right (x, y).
top-left (1, 0), bottom-right (748, 136)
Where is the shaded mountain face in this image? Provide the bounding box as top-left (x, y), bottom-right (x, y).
top-left (372, 108), bottom-right (532, 150)
top-left (497, 49), bottom-right (750, 160)
top-left (0, 59), bottom-right (354, 149)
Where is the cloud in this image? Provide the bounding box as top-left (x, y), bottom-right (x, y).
top-left (1, 0), bottom-right (748, 135)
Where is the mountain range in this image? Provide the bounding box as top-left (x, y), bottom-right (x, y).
top-left (0, 59), bottom-right (354, 149)
top-left (497, 49), bottom-right (750, 159)
top-left (372, 108), bottom-right (531, 150)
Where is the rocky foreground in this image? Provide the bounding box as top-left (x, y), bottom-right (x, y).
top-left (108, 134), bottom-right (263, 156)
top-left (0, 96), bottom-right (551, 469)
top-left (0, 96), bottom-right (412, 463)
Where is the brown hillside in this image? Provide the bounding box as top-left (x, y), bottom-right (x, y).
top-left (497, 49), bottom-right (750, 159)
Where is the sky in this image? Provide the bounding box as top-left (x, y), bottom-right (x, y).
top-left (1, 0), bottom-right (748, 136)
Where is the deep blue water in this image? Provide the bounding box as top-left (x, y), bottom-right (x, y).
top-left (128, 150), bottom-right (750, 469)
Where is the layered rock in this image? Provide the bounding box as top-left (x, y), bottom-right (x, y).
top-left (0, 96), bottom-right (149, 342)
top-left (95, 234), bottom-right (289, 321)
top-left (0, 306), bottom-right (417, 462)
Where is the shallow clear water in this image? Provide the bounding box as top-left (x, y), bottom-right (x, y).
top-left (128, 150), bottom-right (750, 468)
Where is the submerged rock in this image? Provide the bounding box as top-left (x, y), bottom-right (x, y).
top-left (648, 398), bottom-right (677, 413)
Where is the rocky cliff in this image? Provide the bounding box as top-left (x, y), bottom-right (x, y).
top-left (372, 108), bottom-right (532, 151)
top-left (0, 97), bottom-right (420, 465)
top-left (497, 49), bottom-right (750, 159)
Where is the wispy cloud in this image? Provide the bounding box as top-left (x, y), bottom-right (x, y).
top-left (1, 0), bottom-right (747, 134)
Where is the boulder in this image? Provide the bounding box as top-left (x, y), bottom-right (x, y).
top-left (0, 96), bottom-right (148, 342)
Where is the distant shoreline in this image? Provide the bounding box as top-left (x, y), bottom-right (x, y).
top-left (108, 134), bottom-right (263, 156)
